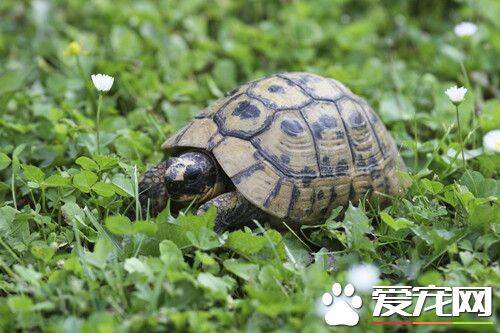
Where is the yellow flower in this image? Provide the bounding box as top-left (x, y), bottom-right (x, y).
top-left (64, 41), bottom-right (82, 56)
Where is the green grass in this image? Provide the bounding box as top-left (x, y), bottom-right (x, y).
top-left (0, 0), bottom-right (499, 332)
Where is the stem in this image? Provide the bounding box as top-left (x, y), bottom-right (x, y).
top-left (459, 58), bottom-right (477, 147)
top-left (455, 105), bottom-right (466, 167)
top-left (11, 168), bottom-right (17, 210)
top-left (413, 114), bottom-right (419, 171)
top-left (96, 94), bottom-right (103, 155)
top-left (459, 60), bottom-right (471, 88)
top-left (76, 56), bottom-right (97, 112)
top-left (0, 236), bottom-right (24, 264)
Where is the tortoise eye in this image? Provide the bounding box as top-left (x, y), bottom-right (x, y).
top-left (185, 172), bottom-right (200, 181)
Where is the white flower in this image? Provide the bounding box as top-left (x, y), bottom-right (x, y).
top-left (347, 263), bottom-right (380, 293)
top-left (445, 86), bottom-right (467, 105)
top-left (454, 22), bottom-right (477, 37)
top-left (32, 0), bottom-right (50, 28)
top-left (91, 73), bottom-right (114, 92)
top-left (446, 147), bottom-right (483, 160)
top-left (483, 130), bottom-right (500, 153)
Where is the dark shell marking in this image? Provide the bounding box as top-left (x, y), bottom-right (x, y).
top-left (280, 119), bottom-right (304, 137)
top-left (232, 101), bottom-right (261, 119)
top-left (231, 163), bottom-right (265, 185)
top-left (268, 85), bottom-right (285, 93)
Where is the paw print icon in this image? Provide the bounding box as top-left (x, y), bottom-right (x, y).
top-left (322, 282), bottom-right (362, 326)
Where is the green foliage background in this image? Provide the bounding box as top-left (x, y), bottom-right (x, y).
top-left (0, 0), bottom-right (499, 332)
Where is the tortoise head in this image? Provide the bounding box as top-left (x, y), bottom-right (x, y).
top-left (139, 151), bottom-right (223, 216)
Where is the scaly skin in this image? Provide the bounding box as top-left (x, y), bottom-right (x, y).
top-left (196, 191), bottom-right (266, 233)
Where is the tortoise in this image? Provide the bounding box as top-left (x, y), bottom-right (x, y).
top-left (139, 72), bottom-right (405, 232)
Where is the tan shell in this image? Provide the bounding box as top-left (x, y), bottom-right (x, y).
top-left (162, 72), bottom-right (404, 224)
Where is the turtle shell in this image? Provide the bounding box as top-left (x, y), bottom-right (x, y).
top-left (162, 72), bottom-right (404, 224)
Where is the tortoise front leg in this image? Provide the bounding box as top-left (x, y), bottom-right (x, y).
top-left (196, 191), bottom-right (266, 233)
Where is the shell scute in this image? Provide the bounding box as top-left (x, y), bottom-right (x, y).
top-left (215, 94), bottom-right (274, 139)
top-left (248, 76), bottom-right (312, 110)
top-left (251, 110), bottom-right (320, 178)
top-left (300, 101), bottom-right (352, 177)
top-left (279, 72), bottom-right (349, 101)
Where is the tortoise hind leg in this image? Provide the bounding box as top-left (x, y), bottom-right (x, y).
top-left (196, 191), bottom-right (266, 233)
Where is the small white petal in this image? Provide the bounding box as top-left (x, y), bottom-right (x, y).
top-left (445, 85), bottom-right (467, 104)
top-left (446, 148), bottom-right (483, 160)
top-left (483, 130), bottom-right (500, 153)
top-left (454, 22), bottom-right (477, 37)
top-left (91, 73), bottom-right (114, 92)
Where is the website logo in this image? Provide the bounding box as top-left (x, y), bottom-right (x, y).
top-left (321, 282), bottom-right (363, 326)
top-left (321, 284), bottom-right (493, 327)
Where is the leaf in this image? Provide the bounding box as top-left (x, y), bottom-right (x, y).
top-left (159, 240), bottom-right (186, 269)
top-left (0, 70), bottom-right (30, 96)
top-left (0, 152), bottom-right (11, 170)
top-left (43, 174), bottom-right (71, 188)
top-left (105, 215), bottom-right (134, 235)
top-left (92, 182), bottom-right (116, 197)
top-left (459, 251), bottom-right (474, 266)
top-left (342, 203), bottom-right (374, 252)
top-left (420, 178), bottom-right (444, 194)
top-left (172, 208), bottom-right (219, 250)
top-left (13, 265), bottom-right (42, 287)
top-left (178, 206), bottom-right (216, 231)
top-left (417, 270), bottom-right (443, 286)
top-left (479, 99), bottom-right (500, 131)
top-left (94, 155), bottom-right (119, 170)
top-left (132, 221), bottom-right (158, 236)
top-left (7, 295), bottom-right (33, 313)
top-left (61, 202), bottom-right (85, 222)
top-left (73, 170), bottom-right (98, 193)
top-left (92, 237), bottom-right (115, 267)
top-left (31, 244), bottom-right (55, 263)
top-left (226, 230), bottom-right (267, 256)
top-left (123, 257), bottom-right (151, 276)
top-left (75, 156), bottom-right (99, 171)
top-left (186, 228), bottom-right (220, 251)
top-left (155, 209), bottom-right (218, 250)
top-left (212, 59), bottom-right (237, 91)
top-left (378, 93), bottom-right (415, 122)
top-left (0, 206), bottom-right (17, 232)
top-left (112, 174), bottom-right (134, 197)
top-left (380, 212), bottom-right (414, 231)
top-left (459, 171), bottom-right (497, 198)
top-left (155, 222), bottom-right (190, 248)
top-left (263, 229), bottom-right (286, 260)
top-left (111, 26), bottom-right (141, 59)
top-left (282, 234), bottom-right (312, 267)
top-left (469, 204), bottom-right (497, 230)
top-left (223, 259), bottom-right (259, 281)
top-left (22, 165), bottom-right (45, 183)
top-left (197, 272), bottom-right (231, 297)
